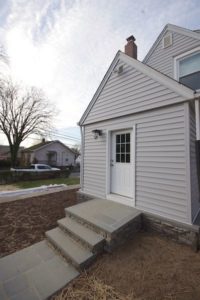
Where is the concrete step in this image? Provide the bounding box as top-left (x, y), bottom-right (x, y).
top-left (58, 217), bottom-right (105, 253)
top-left (65, 208), bottom-right (109, 238)
top-left (46, 227), bottom-right (95, 270)
top-left (65, 199), bottom-right (142, 251)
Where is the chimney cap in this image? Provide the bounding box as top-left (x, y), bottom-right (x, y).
top-left (126, 35), bottom-right (136, 42)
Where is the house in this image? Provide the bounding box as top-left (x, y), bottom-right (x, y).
top-left (21, 139), bottom-right (76, 167)
top-left (78, 24), bottom-right (200, 226)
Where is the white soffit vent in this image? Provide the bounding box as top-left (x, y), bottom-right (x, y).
top-left (162, 33), bottom-right (173, 49)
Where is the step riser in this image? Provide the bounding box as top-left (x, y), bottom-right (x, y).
top-left (58, 221), bottom-right (105, 254)
top-left (65, 209), bottom-right (111, 239)
top-left (105, 214), bottom-right (142, 252)
top-left (46, 232), bottom-right (96, 271)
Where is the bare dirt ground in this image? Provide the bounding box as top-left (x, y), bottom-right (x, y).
top-left (53, 232), bottom-right (200, 300)
top-left (0, 189), bottom-right (79, 257)
top-left (1, 189), bottom-right (200, 300)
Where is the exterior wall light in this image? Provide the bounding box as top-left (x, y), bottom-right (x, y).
top-left (92, 129), bottom-right (102, 139)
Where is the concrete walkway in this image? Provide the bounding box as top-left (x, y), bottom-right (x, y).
top-left (0, 241), bottom-right (79, 300)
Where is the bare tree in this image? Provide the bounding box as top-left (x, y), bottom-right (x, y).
top-left (0, 79), bottom-right (55, 166)
top-left (70, 144), bottom-right (81, 159)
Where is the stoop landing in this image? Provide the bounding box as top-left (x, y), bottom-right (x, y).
top-left (65, 198), bottom-right (142, 249)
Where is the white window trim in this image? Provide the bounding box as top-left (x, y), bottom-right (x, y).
top-left (174, 46), bottom-right (200, 81)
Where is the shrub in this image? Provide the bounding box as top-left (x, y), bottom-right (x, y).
top-left (0, 169), bottom-right (71, 184)
top-left (0, 159), bottom-right (11, 169)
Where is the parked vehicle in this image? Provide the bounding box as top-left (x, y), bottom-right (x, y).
top-left (11, 164), bottom-right (60, 172)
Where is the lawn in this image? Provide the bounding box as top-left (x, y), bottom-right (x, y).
top-left (13, 176), bottom-right (80, 189)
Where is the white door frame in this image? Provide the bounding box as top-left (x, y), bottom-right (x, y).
top-left (106, 123), bottom-right (136, 207)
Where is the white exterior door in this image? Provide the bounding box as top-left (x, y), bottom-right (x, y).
top-left (110, 130), bottom-right (133, 198)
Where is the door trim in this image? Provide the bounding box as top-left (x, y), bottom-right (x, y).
top-left (106, 124), bottom-right (136, 206)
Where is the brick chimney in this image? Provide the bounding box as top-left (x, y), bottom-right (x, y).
top-left (124, 35), bottom-right (137, 59)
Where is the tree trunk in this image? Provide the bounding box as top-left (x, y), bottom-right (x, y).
top-left (10, 144), bottom-right (20, 167)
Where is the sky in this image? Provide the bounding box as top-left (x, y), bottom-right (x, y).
top-left (0, 0), bottom-right (200, 147)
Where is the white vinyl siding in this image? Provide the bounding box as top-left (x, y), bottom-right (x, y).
top-left (83, 60), bottom-right (185, 125)
top-left (145, 31), bottom-right (200, 78)
top-left (82, 104), bottom-right (190, 223)
top-left (190, 104), bottom-right (200, 220)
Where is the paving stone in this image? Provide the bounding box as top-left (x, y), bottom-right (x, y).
top-left (46, 227), bottom-right (94, 269)
top-left (0, 283), bottom-right (9, 300)
top-left (3, 274), bottom-right (29, 297)
top-left (0, 256), bottom-right (19, 282)
top-left (26, 256), bottom-right (79, 299)
top-left (0, 241), bottom-right (79, 300)
top-left (16, 251), bottom-right (42, 273)
top-left (32, 241), bottom-right (55, 261)
top-left (10, 287), bottom-right (41, 300)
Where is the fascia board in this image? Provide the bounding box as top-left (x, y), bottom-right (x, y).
top-left (79, 51), bottom-right (120, 125)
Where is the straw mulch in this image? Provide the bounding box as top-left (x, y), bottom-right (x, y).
top-left (52, 273), bottom-right (134, 300)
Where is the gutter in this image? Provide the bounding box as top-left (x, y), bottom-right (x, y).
top-left (80, 125), bottom-right (85, 190)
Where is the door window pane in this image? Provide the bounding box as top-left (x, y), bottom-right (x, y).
top-left (126, 143), bottom-right (130, 153)
top-left (115, 132), bottom-right (131, 163)
top-left (121, 144), bottom-right (125, 153)
top-left (126, 133), bottom-right (130, 143)
top-left (116, 135), bottom-right (120, 143)
top-left (121, 134), bottom-right (125, 143)
top-left (121, 154), bottom-right (125, 162)
top-left (116, 154), bottom-right (120, 162)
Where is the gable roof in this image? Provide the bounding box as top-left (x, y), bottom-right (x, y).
top-left (143, 24), bottom-right (200, 63)
top-left (24, 140), bottom-right (75, 154)
top-left (79, 50), bottom-right (195, 126)
top-left (25, 141), bottom-right (52, 151)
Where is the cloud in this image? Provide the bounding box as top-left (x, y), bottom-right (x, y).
top-left (0, 0), bottom-right (199, 147)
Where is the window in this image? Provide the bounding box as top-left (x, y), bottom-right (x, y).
top-left (116, 133), bottom-right (130, 163)
top-left (37, 165), bottom-right (51, 170)
top-left (176, 50), bottom-right (200, 90)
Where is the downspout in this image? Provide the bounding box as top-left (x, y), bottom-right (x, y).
top-left (195, 98), bottom-right (200, 140)
top-left (194, 97), bottom-right (200, 201)
top-left (80, 125), bottom-right (85, 191)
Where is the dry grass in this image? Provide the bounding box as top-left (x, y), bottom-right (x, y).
top-left (52, 233), bottom-right (200, 300)
top-left (52, 273), bottom-right (132, 300)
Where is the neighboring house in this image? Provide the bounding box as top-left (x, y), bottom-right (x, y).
top-left (21, 140), bottom-right (76, 167)
top-left (0, 145), bottom-right (24, 160)
top-left (78, 24), bottom-right (200, 225)
top-left (75, 155), bottom-right (81, 166)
